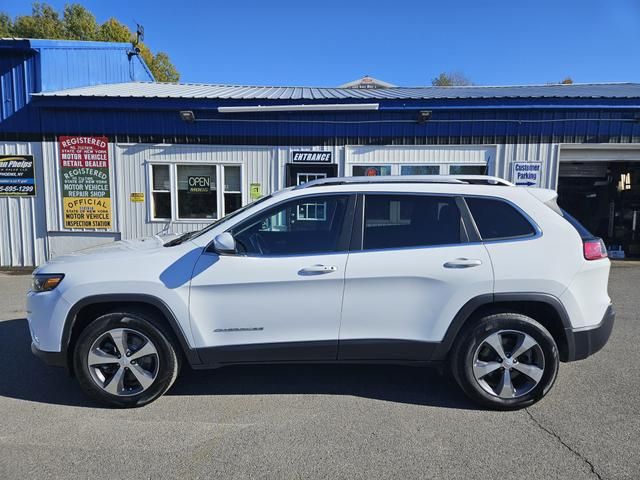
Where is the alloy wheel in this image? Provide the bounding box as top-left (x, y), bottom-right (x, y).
top-left (87, 327), bottom-right (160, 397)
top-left (472, 329), bottom-right (545, 399)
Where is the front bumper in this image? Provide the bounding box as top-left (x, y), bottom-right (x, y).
top-left (31, 342), bottom-right (67, 368)
top-left (565, 304), bottom-right (615, 362)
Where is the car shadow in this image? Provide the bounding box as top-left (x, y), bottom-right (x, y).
top-left (0, 318), bottom-right (479, 410)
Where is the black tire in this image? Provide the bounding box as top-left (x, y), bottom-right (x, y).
top-left (73, 312), bottom-right (180, 408)
top-left (451, 312), bottom-right (559, 410)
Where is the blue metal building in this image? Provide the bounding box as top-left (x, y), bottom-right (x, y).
top-left (1, 39), bottom-right (639, 266)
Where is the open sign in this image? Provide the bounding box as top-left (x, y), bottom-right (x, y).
top-left (187, 176), bottom-right (211, 193)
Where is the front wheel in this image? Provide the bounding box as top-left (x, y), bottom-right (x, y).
top-left (73, 312), bottom-right (180, 408)
top-left (451, 313), bottom-right (559, 410)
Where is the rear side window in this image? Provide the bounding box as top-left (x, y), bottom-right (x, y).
top-left (466, 197), bottom-right (536, 240)
top-left (560, 208), bottom-right (595, 240)
top-left (363, 195), bottom-right (464, 250)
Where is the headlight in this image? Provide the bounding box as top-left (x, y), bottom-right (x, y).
top-left (31, 274), bottom-right (65, 292)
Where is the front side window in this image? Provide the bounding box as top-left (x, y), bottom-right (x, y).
top-left (466, 197), bottom-right (536, 240)
top-left (232, 194), bottom-right (350, 255)
top-left (363, 195), bottom-right (463, 250)
top-left (177, 165), bottom-right (217, 219)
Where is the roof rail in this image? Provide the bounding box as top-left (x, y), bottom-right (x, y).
top-left (295, 175), bottom-right (513, 189)
top-left (447, 175), bottom-right (514, 186)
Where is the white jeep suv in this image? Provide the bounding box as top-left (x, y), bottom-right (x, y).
top-left (28, 175), bottom-right (614, 409)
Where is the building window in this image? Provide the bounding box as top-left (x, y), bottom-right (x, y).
top-left (223, 165), bottom-right (242, 215)
top-left (352, 165), bottom-right (392, 176)
top-left (151, 164), bottom-right (171, 219)
top-left (297, 172), bottom-right (326, 185)
top-left (401, 165), bottom-right (440, 175)
top-left (450, 165), bottom-right (486, 175)
top-left (177, 165), bottom-right (217, 219)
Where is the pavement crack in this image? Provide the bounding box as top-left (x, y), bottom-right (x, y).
top-left (524, 409), bottom-right (602, 480)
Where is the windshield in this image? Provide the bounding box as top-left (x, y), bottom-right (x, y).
top-left (163, 194), bottom-right (274, 246)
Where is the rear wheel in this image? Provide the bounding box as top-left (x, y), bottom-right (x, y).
top-left (73, 312), bottom-right (179, 408)
top-left (451, 313), bottom-right (559, 410)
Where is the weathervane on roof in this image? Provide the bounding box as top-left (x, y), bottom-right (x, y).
top-left (127, 23), bottom-right (145, 60)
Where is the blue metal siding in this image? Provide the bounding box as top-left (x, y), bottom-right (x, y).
top-left (0, 39), bottom-right (153, 135)
top-left (37, 44), bottom-right (153, 92)
top-left (0, 51), bottom-right (37, 122)
top-left (36, 106), bottom-right (640, 145)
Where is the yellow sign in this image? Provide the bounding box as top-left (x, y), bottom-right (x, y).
top-left (250, 183), bottom-right (262, 200)
top-left (63, 197), bottom-right (112, 229)
top-left (130, 192), bottom-right (145, 202)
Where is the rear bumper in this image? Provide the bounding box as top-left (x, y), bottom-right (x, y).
top-left (565, 304), bottom-right (615, 362)
top-left (31, 342), bottom-right (67, 368)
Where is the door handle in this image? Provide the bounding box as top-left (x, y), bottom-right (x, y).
top-left (443, 258), bottom-right (483, 269)
top-left (299, 264), bottom-right (338, 275)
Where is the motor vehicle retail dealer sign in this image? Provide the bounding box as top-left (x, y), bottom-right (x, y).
top-left (0, 155), bottom-right (35, 196)
top-left (59, 136), bottom-right (112, 229)
top-left (512, 162), bottom-right (542, 187)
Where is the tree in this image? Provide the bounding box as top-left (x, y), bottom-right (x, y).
top-left (97, 17), bottom-right (132, 43)
top-left (0, 13), bottom-right (13, 37)
top-left (432, 71), bottom-right (473, 86)
top-left (13, 2), bottom-right (65, 39)
top-left (560, 77), bottom-right (574, 84)
top-left (2, 2), bottom-right (179, 82)
top-left (150, 52), bottom-right (179, 83)
top-left (62, 4), bottom-right (98, 40)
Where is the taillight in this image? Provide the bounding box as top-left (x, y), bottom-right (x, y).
top-left (583, 238), bottom-right (608, 260)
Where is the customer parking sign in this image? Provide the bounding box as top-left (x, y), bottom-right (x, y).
top-left (512, 162), bottom-right (542, 187)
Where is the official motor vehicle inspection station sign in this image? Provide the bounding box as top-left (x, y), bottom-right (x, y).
top-left (0, 154), bottom-right (36, 196)
top-left (59, 136), bottom-right (112, 229)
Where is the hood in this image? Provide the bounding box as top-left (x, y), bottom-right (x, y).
top-left (45, 233), bottom-right (181, 265)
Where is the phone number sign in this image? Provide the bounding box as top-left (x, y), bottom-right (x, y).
top-left (0, 155), bottom-right (36, 196)
top-left (59, 136), bottom-right (112, 229)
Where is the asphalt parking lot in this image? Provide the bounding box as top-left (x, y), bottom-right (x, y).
top-left (0, 266), bottom-right (639, 479)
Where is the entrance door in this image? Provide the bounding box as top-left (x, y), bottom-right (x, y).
top-left (286, 164), bottom-right (338, 187)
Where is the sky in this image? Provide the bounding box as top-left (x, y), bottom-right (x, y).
top-left (3, 0), bottom-right (640, 87)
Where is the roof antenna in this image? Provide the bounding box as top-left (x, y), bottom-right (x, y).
top-left (127, 22), bottom-right (144, 59)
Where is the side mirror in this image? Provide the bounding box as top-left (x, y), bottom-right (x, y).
top-left (213, 232), bottom-right (236, 254)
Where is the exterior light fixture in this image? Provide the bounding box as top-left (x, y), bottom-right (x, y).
top-left (179, 110), bottom-right (195, 122)
top-left (217, 103), bottom-right (379, 113)
top-left (418, 110), bottom-right (432, 123)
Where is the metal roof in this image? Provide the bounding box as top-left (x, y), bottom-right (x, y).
top-left (35, 81), bottom-right (640, 100)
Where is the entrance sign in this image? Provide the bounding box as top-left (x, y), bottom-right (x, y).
top-left (291, 151), bottom-right (332, 163)
top-left (0, 155), bottom-right (35, 196)
top-left (512, 162), bottom-right (542, 187)
top-left (59, 136), bottom-right (112, 229)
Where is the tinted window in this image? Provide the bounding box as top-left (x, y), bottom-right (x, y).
top-left (232, 195), bottom-right (350, 255)
top-left (363, 195), bottom-right (463, 250)
top-left (560, 208), bottom-right (595, 240)
top-left (466, 197), bottom-right (536, 240)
